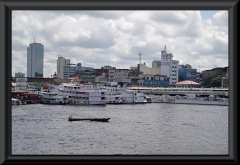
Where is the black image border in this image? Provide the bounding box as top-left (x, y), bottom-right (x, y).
top-left (0, 0), bottom-right (238, 164)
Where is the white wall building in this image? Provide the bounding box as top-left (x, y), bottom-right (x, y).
top-left (15, 72), bottom-right (25, 78)
top-left (160, 46), bottom-right (179, 85)
top-left (57, 56), bottom-right (70, 79)
top-left (27, 42), bottom-right (44, 77)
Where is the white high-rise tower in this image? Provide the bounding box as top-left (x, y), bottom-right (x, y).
top-left (160, 45), bottom-right (179, 85)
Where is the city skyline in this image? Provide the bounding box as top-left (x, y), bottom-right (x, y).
top-left (12, 10), bottom-right (228, 78)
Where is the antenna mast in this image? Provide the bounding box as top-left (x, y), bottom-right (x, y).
top-left (139, 53), bottom-right (142, 64)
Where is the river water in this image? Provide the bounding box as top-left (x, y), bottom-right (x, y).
top-left (12, 103), bottom-right (228, 155)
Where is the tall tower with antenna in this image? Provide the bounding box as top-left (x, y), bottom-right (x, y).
top-left (27, 40), bottom-right (44, 77)
top-left (139, 53), bottom-right (142, 64)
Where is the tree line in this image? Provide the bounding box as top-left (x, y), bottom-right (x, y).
top-left (203, 72), bottom-right (226, 87)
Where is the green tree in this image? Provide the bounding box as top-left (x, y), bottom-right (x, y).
top-left (204, 73), bottom-right (225, 87)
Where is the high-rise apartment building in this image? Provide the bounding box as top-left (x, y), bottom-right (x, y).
top-left (57, 56), bottom-right (70, 79)
top-left (27, 42), bottom-right (44, 77)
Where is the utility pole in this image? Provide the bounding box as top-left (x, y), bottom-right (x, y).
top-left (139, 53), bottom-right (142, 64)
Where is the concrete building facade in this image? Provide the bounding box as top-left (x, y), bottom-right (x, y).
top-left (137, 63), bottom-right (161, 75)
top-left (63, 64), bottom-right (78, 79)
top-left (144, 74), bottom-right (169, 87)
top-left (108, 69), bottom-right (130, 83)
top-left (152, 60), bottom-right (161, 68)
top-left (57, 56), bottom-right (70, 79)
top-left (15, 72), bottom-right (25, 78)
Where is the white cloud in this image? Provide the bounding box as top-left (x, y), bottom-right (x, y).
top-left (12, 10), bottom-right (228, 77)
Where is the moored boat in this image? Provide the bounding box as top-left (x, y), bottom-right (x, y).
top-left (40, 92), bottom-right (69, 105)
top-left (12, 98), bottom-right (22, 105)
top-left (58, 83), bottom-right (106, 105)
top-left (134, 91), bottom-right (148, 104)
top-left (120, 90), bottom-right (148, 104)
top-left (149, 94), bottom-right (228, 106)
top-left (145, 95), bottom-right (152, 103)
top-left (106, 94), bottom-right (123, 104)
top-left (12, 89), bottom-right (40, 104)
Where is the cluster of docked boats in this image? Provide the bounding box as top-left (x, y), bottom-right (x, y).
top-left (12, 82), bottom-right (229, 106)
top-left (38, 83), bottom-right (148, 105)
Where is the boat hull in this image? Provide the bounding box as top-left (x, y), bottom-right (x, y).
top-left (68, 118), bottom-right (110, 122)
top-left (68, 99), bottom-right (106, 105)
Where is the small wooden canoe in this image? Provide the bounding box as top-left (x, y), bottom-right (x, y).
top-left (68, 117), bottom-right (110, 122)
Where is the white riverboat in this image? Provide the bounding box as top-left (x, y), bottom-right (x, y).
top-left (58, 83), bottom-right (106, 105)
top-left (40, 92), bottom-right (69, 105)
top-left (149, 94), bottom-right (228, 106)
top-left (93, 85), bottom-right (148, 104)
top-left (121, 90), bottom-right (148, 104)
top-left (12, 98), bottom-right (22, 105)
top-left (106, 94), bottom-right (123, 104)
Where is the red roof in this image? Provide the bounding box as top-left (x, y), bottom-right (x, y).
top-left (176, 80), bottom-right (201, 85)
top-left (43, 85), bottom-right (50, 89)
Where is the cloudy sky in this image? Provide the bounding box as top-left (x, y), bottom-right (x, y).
top-left (12, 10), bottom-right (228, 78)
